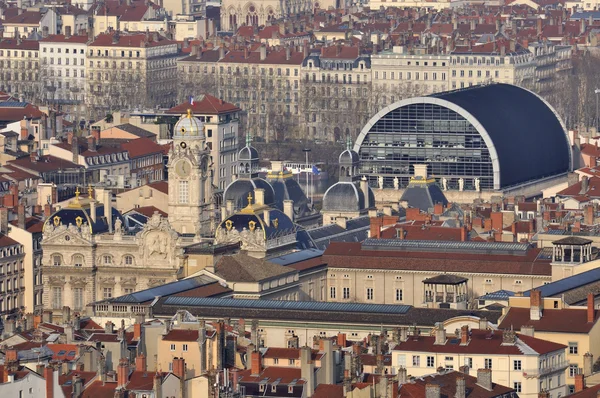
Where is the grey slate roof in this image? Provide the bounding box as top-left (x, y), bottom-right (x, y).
top-left (214, 253), bottom-right (296, 282)
top-left (523, 267), bottom-right (600, 305)
top-left (400, 181), bottom-right (448, 212)
top-left (150, 297), bottom-right (502, 327)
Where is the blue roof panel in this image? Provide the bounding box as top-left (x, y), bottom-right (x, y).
top-left (524, 267), bottom-right (600, 298)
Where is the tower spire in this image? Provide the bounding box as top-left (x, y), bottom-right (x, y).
top-left (346, 134), bottom-right (352, 150)
top-left (246, 132), bottom-right (252, 147)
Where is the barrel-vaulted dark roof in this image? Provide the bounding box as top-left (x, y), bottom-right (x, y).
top-left (431, 84), bottom-right (571, 188)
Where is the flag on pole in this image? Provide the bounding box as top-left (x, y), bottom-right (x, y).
top-left (312, 165), bottom-right (320, 175)
top-left (189, 96), bottom-right (194, 105)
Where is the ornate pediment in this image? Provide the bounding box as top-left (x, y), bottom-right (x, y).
top-left (148, 278), bottom-right (166, 288)
top-left (98, 276), bottom-right (115, 286)
top-left (120, 277), bottom-right (137, 287)
top-left (43, 223), bottom-right (92, 245)
top-left (70, 276), bottom-right (88, 287)
top-left (48, 275), bottom-right (66, 286)
top-left (137, 212), bottom-right (179, 265)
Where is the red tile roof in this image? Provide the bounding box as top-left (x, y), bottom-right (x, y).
top-left (3, 11), bottom-right (43, 25)
top-left (581, 143), bottom-right (600, 158)
top-left (499, 307), bottom-right (599, 333)
top-left (393, 329), bottom-right (565, 355)
top-left (0, 102), bottom-right (43, 122)
top-left (568, 384), bottom-right (600, 398)
top-left (8, 155), bottom-right (82, 173)
top-left (313, 384), bottom-right (344, 398)
top-left (48, 344), bottom-right (79, 361)
top-left (556, 177), bottom-right (600, 199)
top-left (398, 370), bottom-right (515, 397)
top-left (237, 366), bottom-right (305, 384)
top-left (126, 371), bottom-right (155, 390)
top-left (0, 38), bottom-right (40, 50)
top-left (166, 94), bottom-right (240, 115)
top-left (162, 329), bottom-right (200, 342)
top-left (0, 234), bottom-right (20, 248)
top-left (130, 206), bottom-right (167, 218)
top-left (120, 137), bottom-right (164, 158)
top-left (40, 35), bottom-right (89, 44)
top-left (10, 217), bottom-right (44, 233)
top-left (81, 380), bottom-right (118, 398)
top-left (323, 242), bottom-right (551, 276)
top-left (90, 32), bottom-right (176, 48)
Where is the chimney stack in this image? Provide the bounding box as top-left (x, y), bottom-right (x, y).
top-left (135, 353), bottom-right (146, 372)
top-left (425, 383), bottom-right (441, 398)
top-left (460, 325), bottom-right (469, 345)
top-left (574, 373), bottom-right (585, 392)
top-left (17, 204), bottom-right (25, 230)
top-left (0, 207), bottom-right (8, 234)
top-left (530, 289), bottom-right (542, 321)
top-left (456, 375), bottom-right (466, 398)
top-left (434, 323), bottom-right (446, 345)
top-left (300, 346), bottom-right (314, 397)
top-left (250, 351), bottom-right (262, 376)
top-left (44, 366), bottom-right (55, 398)
top-left (117, 358), bottom-right (129, 388)
top-left (476, 368), bottom-right (492, 391)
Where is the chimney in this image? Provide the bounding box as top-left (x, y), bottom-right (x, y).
top-left (434, 323), bottom-right (446, 345)
top-left (153, 373), bottom-right (162, 398)
top-left (300, 346), bottom-right (314, 397)
top-left (65, 26), bottom-right (72, 39)
top-left (283, 200), bottom-right (294, 221)
top-left (456, 375), bottom-right (466, 398)
top-left (0, 207), bottom-right (8, 234)
top-left (537, 18), bottom-right (542, 35)
top-left (20, 124), bottom-right (28, 140)
top-left (588, 293), bottom-right (595, 323)
top-left (520, 325), bottom-right (535, 337)
top-left (17, 204), bottom-right (25, 230)
top-left (260, 45), bottom-right (267, 61)
top-left (459, 365), bottom-right (470, 375)
top-left (477, 368), bottom-right (492, 391)
top-left (337, 333), bottom-right (347, 347)
top-left (117, 358), bottom-right (129, 388)
top-left (460, 325), bottom-right (469, 345)
top-left (230, 367), bottom-right (239, 392)
top-left (285, 46), bottom-right (291, 61)
top-left (198, 320), bottom-right (206, 374)
top-left (135, 353), bottom-right (146, 372)
top-left (72, 374), bottom-right (83, 397)
top-left (575, 373), bottom-right (585, 392)
top-left (398, 366), bottom-right (407, 384)
top-left (425, 383), bottom-right (441, 398)
top-left (360, 177), bottom-right (370, 209)
top-left (250, 351), bottom-right (262, 376)
top-left (87, 136), bottom-right (96, 152)
top-left (72, 137), bottom-right (79, 163)
top-left (44, 366), bottom-right (55, 398)
top-left (400, 327), bottom-right (408, 342)
top-left (64, 325), bottom-right (74, 344)
top-left (102, 189), bottom-right (112, 233)
top-left (134, 322), bottom-right (142, 341)
top-left (322, 338), bottom-right (334, 385)
top-left (584, 352), bottom-right (594, 376)
top-left (30, 151), bottom-right (37, 163)
top-left (172, 357), bottom-right (185, 379)
top-left (105, 321), bottom-right (114, 334)
top-left (530, 289), bottom-right (542, 321)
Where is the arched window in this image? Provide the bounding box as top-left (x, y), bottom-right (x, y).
top-left (124, 255), bottom-right (134, 265)
top-left (52, 255), bottom-right (62, 266)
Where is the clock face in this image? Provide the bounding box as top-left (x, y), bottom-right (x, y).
top-left (175, 160), bottom-right (191, 177)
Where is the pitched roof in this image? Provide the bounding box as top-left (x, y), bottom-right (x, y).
top-left (162, 329), bottom-right (200, 342)
top-left (398, 370), bottom-right (515, 397)
top-left (498, 307), bottom-right (599, 333)
top-left (0, 102), bottom-right (43, 122)
top-left (567, 384), bottom-right (600, 398)
top-left (40, 34), bottom-right (89, 44)
top-left (120, 137), bottom-right (164, 158)
top-left (10, 216), bottom-right (43, 233)
top-left (8, 155), bottom-right (82, 173)
top-left (214, 253), bottom-right (296, 282)
top-left (392, 329), bottom-right (565, 355)
top-left (90, 32), bottom-right (176, 48)
top-left (166, 94), bottom-right (240, 115)
top-left (323, 242), bottom-right (551, 276)
top-left (3, 11), bottom-right (43, 25)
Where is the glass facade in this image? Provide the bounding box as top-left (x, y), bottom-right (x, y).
top-left (357, 103), bottom-right (495, 190)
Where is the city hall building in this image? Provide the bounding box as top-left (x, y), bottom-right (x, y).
top-left (354, 84), bottom-right (572, 192)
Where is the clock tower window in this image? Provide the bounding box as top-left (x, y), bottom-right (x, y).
top-left (178, 181), bottom-right (189, 204)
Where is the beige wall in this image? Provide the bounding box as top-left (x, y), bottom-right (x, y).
top-left (116, 185), bottom-right (169, 213)
top-left (327, 268), bottom-right (549, 306)
top-left (391, 348), bottom-right (566, 397)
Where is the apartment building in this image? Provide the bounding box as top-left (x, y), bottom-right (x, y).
top-left (178, 45), bottom-right (304, 142)
top-left (86, 32), bottom-right (179, 120)
top-left (0, 39), bottom-right (40, 102)
top-left (323, 240), bottom-right (552, 306)
top-left (166, 95), bottom-right (240, 191)
top-left (5, 209), bottom-right (44, 315)
top-left (449, 41), bottom-right (535, 90)
top-left (499, 291), bottom-right (600, 391)
top-left (39, 31), bottom-right (88, 117)
top-left (371, 46), bottom-right (450, 100)
top-left (301, 45), bottom-right (372, 140)
top-left (0, 221), bottom-right (26, 316)
top-left (391, 327), bottom-right (567, 397)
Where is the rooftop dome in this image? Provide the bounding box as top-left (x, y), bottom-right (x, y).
top-left (174, 109), bottom-right (204, 139)
top-left (322, 181), bottom-right (375, 212)
top-left (239, 145), bottom-right (259, 161)
top-left (339, 148), bottom-right (359, 164)
top-left (218, 208), bottom-right (295, 240)
top-left (224, 178), bottom-right (276, 210)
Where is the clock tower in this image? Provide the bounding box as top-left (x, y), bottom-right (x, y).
top-left (168, 109), bottom-right (212, 235)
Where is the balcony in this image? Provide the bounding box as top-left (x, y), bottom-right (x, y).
top-left (522, 360), bottom-right (569, 378)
